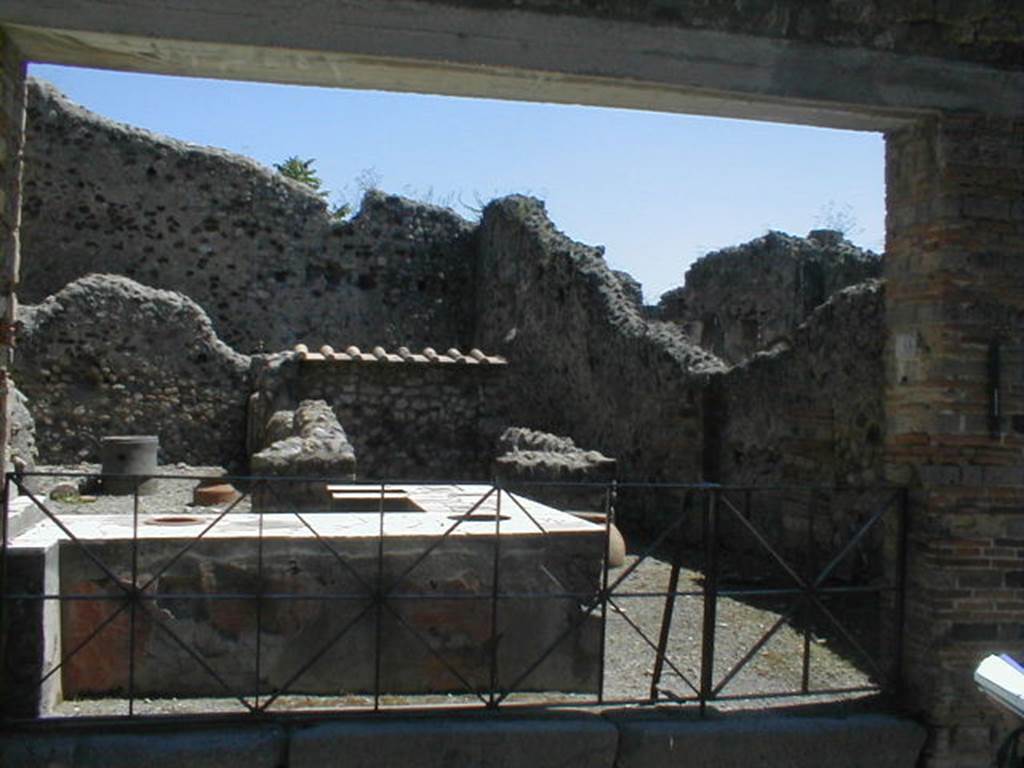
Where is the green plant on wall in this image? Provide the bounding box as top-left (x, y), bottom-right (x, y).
top-left (275, 156), bottom-right (351, 219)
top-left (275, 156), bottom-right (324, 193)
top-left (274, 156), bottom-right (326, 195)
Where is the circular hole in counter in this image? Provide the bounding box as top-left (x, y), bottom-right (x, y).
top-left (146, 515), bottom-right (205, 525)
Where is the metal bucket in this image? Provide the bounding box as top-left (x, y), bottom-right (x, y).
top-left (100, 435), bottom-right (160, 495)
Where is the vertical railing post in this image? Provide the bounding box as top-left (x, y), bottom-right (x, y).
top-left (254, 478), bottom-right (265, 712)
top-left (0, 471), bottom-right (11, 715)
top-left (487, 482), bottom-right (502, 708)
top-left (128, 477), bottom-right (140, 716)
top-left (800, 490), bottom-right (814, 694)
top-left (597, 480), bottom-right (614, 704)
top-left (699, 487), bottom-right (719, 714)
top-left (1, 470), bottom-right (8, 553)
top-left (892, 487), bottom-right (910, 694)
top-left (651, 489), bottom-right (690, 703)
top-left (373, 478), bottom-right (386, 711)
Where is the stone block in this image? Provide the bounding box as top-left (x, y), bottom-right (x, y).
top-left (611, 713), bottom-right (926, 768)
top-left (251, 400), bottom-right (356, 511)
top-left (984, 466), bottom-right (1024, 486)
top-left (493, 426), bottom-right (616, 513)
top-left (950, 623), bottom-right (998, 642)
top-left (0, 725), bottom-right (286, 768)
top-left (1, 541), bottom-right (61, 718)
top-left (918, 465), bottom-right (962, 486)
top-left (962, 195), bottom-right (1012, 221)
top-left (289, 715), bottom-right (618, 768)
top-left (4, 494), bottom-right (44, 540)
top-left (957, 570), bottom-right (1002, 589)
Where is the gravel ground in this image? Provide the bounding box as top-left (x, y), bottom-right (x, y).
top-left (19, 465), bottom-right (885, 718)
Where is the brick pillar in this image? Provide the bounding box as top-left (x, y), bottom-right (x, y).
top-left (0, 28), bottom-right (25, 474)
top-left (886, 115), bottom-right (1024, 767)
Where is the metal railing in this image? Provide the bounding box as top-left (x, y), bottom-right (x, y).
top-left (0, 470), bottom-right (907, 722)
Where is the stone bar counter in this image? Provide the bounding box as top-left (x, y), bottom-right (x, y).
top-left (2, 485), bottom-right (605, 715)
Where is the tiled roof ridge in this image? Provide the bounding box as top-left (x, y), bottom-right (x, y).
top-left (293, 344), bottom-right (507, 365)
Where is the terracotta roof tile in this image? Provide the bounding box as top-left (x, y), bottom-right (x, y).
top-left (293, 343), bottom-right (507, 365)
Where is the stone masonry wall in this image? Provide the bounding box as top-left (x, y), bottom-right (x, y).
top-left (252, 353), bottom-right (505, 480)
top-left (15, 274), bottom-right (252, 468)
top-left (475, 196), bottom-right (725, 506)
top-left (885, 116), bottom-right (1024, 768)
top-left (443, 1), bottom-right (1024, 70)
top-left (0, 31), bottom-right (25, 470)
top-left (9, 386), bottom-right (36, 471)
top-left (715, 280), bottom-right (887, 567)
top-left (20, 79), bottom-right (477, 354)
top-left (718, 280), bottom-right (886, 488)
top-left (657, 230), bottom-right (881, 365)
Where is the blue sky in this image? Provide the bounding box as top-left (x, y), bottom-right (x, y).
top-left (29, 64), bottom-right (885, 303)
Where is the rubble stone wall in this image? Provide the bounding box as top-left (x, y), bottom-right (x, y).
top-left (251, 354), bottom-right (505, 480)
top-left (15, 274), bottom-right (252, 468)
top-left (493, 426), bottom-right (617, 513)
top-left (20, 80), bottom-right (477, 354)
top-left (718, 280), bottom-right (886, 488)
top-left (714, 280), bottom-right (887, 566)
top-left (251, 399), bottom-right (357, 510)
top-left (657, 230), bottom-right (881, 364)
top-left (9, 386), bottom-right (36, 470)
top-left (474, 196), bottom-right (725, 523)
top-left (0, 32), bottom-right (26, 471)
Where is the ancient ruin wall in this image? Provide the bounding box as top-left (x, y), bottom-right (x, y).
top-left (717, 278), bottom-right (886, 486)
top-left (252, 354), bottom-right (505, 480)
top-left (475, 196), bottom-right (725, 492)
top-left (15, 274), bottom-right (252, 467)
top-left (9, 386), bottom-right (36, 471)
top-left (0, 32), bottom-right (26, 475)
top-left (20, 79), bottom-right (477, 353)
top-left (656, 230), bottom-right (881, 364)
top-left (714, 280), bottom-right (886, 560)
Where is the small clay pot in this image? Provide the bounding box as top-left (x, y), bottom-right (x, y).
top-left (193, 482), bottom-right (240, 507)
top-left (571, 512), bottom-right (627, 568)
